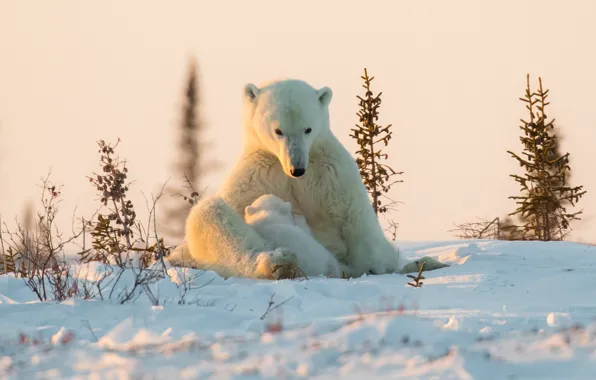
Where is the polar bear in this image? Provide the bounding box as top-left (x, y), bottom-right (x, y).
top-left (244, 194), bottom-right (342, 278)
top-left (170, 78), bottom-right (447, 279)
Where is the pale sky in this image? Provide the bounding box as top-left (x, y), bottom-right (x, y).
top-left (1, 0), bottom-right (595, 243)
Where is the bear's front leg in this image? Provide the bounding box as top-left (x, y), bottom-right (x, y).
top-left (342, 208), bottom-right (399, 277)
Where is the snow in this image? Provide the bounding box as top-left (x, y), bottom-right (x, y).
top-left (0, 240), bottom-right (595, 379)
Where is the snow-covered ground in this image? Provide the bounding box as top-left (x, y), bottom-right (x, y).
top-left (0, 240), bottom-right (595, 379)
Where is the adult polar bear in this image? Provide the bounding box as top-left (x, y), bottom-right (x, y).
top-left (172, 78), bottom-right (446, 279)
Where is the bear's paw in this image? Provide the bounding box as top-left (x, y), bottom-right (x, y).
top-left (255, 248), bottom-right (299, 280)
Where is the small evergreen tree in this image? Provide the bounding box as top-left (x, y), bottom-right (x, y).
top-left (507, 74), bottom-right (586, 241)
top-left (160, 59), bottom-right (203, 244)
top-left (350, 68), bottom-right (403, 215)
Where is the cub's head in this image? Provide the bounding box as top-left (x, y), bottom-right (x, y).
top-left (244, 194), bottom-right (294, 225)
top-left (242, 79), bottom-right (333, 178)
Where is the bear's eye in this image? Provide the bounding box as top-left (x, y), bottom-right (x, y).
top-left (274, 128), bottom-right (283, 136)
top-left (305, 128), bottom-right (312, 134)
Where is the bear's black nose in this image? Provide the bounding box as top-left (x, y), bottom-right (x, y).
top-left (290, 168), bottom-right (305, 177)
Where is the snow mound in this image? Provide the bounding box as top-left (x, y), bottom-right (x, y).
top-left (0, 240), bottom-right (595, 378)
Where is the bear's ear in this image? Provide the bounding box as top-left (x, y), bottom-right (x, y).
top-left (244, 83), bottom-right (260, 103)
top-left (317, 86), bottom-right (333, 107)
top-left (245, 205), bottom-right (256, 217)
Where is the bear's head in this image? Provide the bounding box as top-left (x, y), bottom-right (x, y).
top-left (243, 79), bottom-right (333, 178)
top-left (244, 194), bottom-right (294, 225)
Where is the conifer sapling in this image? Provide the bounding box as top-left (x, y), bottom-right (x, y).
top-left (350, 68), bottom-right (403, 215)
top-left (507, 74), bottom-right (586, 241)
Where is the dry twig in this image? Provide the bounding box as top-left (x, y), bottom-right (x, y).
top-left (260, 293), bottom-right (294, 320)
top-left (407, 261), bottom-right (425, 288)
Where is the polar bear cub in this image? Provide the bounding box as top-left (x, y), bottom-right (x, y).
top-left (244, 195), bottom-right (342, 278)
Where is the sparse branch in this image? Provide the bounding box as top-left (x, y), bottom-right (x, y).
top-left (449, 217), bottom-right (501, 240)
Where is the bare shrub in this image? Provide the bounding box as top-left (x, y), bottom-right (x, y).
top-left (0, 137), bottom-right (216, 305)
top-left (0, 173), bottom-right (90, 301)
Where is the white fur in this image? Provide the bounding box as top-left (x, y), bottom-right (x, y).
top-left (169, 78), bottom-right (447, 278)
top-left (245, 194), bottom-right (342, 278)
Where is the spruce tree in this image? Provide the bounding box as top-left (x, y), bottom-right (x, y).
top-left (507, 74), bottom-right (586, 241)
top-left (350, 68), bottom-right (402, 215)
top-left (160, 59), bottom-right (203, 244)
